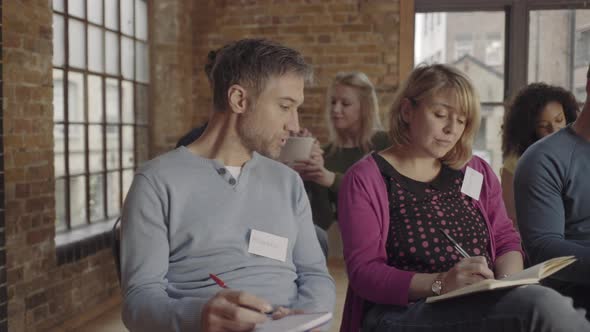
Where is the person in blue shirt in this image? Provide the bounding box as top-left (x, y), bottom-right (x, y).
top-left (515, 64), bottom-right (590, 319)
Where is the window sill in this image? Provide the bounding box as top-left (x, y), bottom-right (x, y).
top-left (55, 218), bottom-right (118, 265)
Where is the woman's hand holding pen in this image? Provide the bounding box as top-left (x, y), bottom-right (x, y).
top-left (200, 289), bottom-right (272, 332)
top-left (442, 256), bottom-right (495, 294)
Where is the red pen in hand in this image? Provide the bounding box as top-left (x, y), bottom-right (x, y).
top-left (209, 273), bottom-right (229, 289)
top-left (209, 273), bottom-right (274, 316)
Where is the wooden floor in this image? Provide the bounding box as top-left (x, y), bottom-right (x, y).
top-left (54, 259), bottom-right (348, 332)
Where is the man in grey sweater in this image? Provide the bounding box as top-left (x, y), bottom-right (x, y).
top-left (514, 65), bottom-right (590, 317)
top-left (121, 39), bottom-right (335, 332)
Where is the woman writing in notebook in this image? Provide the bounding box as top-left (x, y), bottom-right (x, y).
top-left (337, 64), bottom-right (590, 332)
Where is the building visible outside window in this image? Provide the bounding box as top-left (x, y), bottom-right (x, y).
top-left (52, 0), bottom-right (150, 232)
top-left (575, 28), bottom-right (590, 67)
top-left (528, 9), bottom-right (590, 92)
top-left (454, 34), bottom-right (474, 60)
top-left (485, 33), bottom-right (503, 67)
top-left (415, 3), bottom-right (589, 175)
top-left (416, 12), bottom-right (505, 173)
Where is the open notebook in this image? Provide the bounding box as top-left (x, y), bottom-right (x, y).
top-left (426, 256), bottom-right (577, 303)
top-left (254, 312), bottom-right (332, 332)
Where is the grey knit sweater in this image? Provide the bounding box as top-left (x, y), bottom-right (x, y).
top-left (121, 147), bottom-right (335, 332)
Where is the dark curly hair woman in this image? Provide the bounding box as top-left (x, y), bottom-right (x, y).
top-left (501, 83), bottom-right (579, 228)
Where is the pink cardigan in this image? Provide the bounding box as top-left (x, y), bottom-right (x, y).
top-left (337, 155), bottom-right (523, 332)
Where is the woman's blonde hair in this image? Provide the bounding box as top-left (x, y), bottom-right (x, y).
top-left (326, 71), bottom-right (382, 153)
top-left (389, 64), bottom-right (481, 169)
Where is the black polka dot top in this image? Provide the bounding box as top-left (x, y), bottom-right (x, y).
top-left (373, 153), bottom-right (492, 273)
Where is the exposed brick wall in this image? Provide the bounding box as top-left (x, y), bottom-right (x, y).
top-left (191, 0), bottom-right (401, 146)
top-left (149, 0), bottom-right (402, 155)
top-left (3, 2), bottom-right (118, 331)
top-left (150, 0), bottom-right (196, 156)
top-left (2, 0), bottom-right (404, 330)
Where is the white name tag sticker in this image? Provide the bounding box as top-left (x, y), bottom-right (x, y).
top-left (461, 166), bottom-right (483, 201)
top-left (248, 229), bottom-right (288, 262)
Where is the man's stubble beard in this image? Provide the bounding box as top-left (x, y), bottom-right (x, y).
top-left (236, 106), bottom-right (279, 160)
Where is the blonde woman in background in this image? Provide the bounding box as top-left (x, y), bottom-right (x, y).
top-left (293, 72), bottom-right (390, 249)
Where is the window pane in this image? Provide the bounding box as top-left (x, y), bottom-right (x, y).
top-left (136, 41), bottom-right (149, 83)
top-left (89, 174), bottom-right (105, 221)
top-left (68, 72), bottom-right (85, 122)
top-left (529, 9), bottom-right (590, 101)
top-left (415, 11), bottom-right (506, 174)
top-left (105, 0), bottom-right (119, 30)
top-left (68, 19), bottom-right (86, 69)
top-left (70, 175), bottom-right (87, 227)
top-left (135, 83), bottom-right (148, 125)
top-left (89, 125), bottom-right (104, 172)
top-left (414, 11), bottom-right (505, 103)
top-left (106, 125), bottom-right (120, 170)
top-left (68, 0), bottom-right (85, 18)
top-left (106, 78), bottom-right (120, 123)
top-left (68, 124), bottom-right (86, 175)
top-left (122, 37), bottom-right (134, 79)
top-left (122, 125), bottom-right (134, 168)
top-left (55, 178), bottom-right (67, 231)
top-left (106, 31), bottom-right (119, 75)
top-left (121, 0), bottom-right (134, 36)
top-left (88, 0), bottom-right (103, 25)
top-left (122, 169), bottom-right (134, 201)
top-left (135, 126), bottom-right (149, 166)
top-left (88, 26), bottom-right (104, 73)
top-left (473, 105), bottom-right (505, 174)
top-left (107, 171), bottom-right (121, 217)
top-left (54, 0), bottom-right (65, 12)
top-left (88, 75), bottom-right (103, 122)
top-left (53, 69), bottom-right (65, 122)
top-left (135, 0), bottom-right (148, 40)
top-left (54, 124), bottom-right (65, 177)
top-left (122, 80), bottom-right (134, 122)
top-left (53, 14), bottom-right (65, 66)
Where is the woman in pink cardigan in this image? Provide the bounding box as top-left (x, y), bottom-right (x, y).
top-left (337, 64), bottom-right (590, 332)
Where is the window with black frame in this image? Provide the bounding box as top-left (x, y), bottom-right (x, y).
top-left (414, 10), bottom-right (506, 173)
top-left (414, 0), bottom-right (590, 175)
top-left (52, 0), bottom-right (149, 232)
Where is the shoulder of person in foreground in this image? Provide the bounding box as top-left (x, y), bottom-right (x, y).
top-left (134, 148), bottom-right (192, 180)
top-left (343, 153), bottom-right (380, 179)
top-left (256, 152), bottom-right (307, 184)
top-left (515, 128), bottom-right (577, 182)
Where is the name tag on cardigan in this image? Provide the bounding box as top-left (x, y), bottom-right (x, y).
top-left (248, 229), bottom-right (288, 262)
top-left (461, 167), bottom-right (483, 200)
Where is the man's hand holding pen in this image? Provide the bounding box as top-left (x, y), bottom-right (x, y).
top-left (204, 274), bottom-right (321, 332)
top-left (200, 289), bottom-right (272, 332)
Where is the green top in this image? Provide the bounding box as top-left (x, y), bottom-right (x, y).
top-left (306, 131), bottom-right (390, 230)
